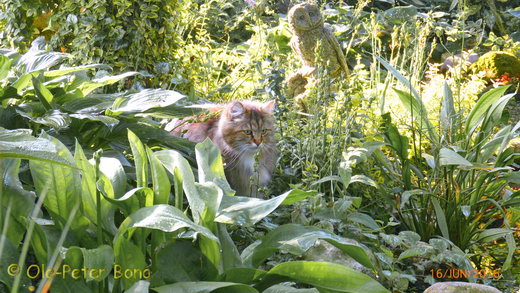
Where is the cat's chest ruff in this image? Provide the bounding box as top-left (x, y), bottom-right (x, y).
top-left (237, 153), bottom-right (255, 174)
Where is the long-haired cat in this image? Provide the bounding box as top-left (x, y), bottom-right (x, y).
top-left (171, 100), bottom-right (277, 198)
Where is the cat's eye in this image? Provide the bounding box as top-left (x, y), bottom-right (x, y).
top-left (244, 130), bottom-right (253, 135)
top-left (298, 15), bottom-right (305, 20)
top-left (261, 129), bottom-right (270, 134)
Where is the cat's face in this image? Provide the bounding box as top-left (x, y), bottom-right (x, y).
top-left (219, 100), bottom-right (276, 152)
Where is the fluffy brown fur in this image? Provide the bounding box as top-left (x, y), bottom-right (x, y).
top-left (171, 100), bottom-right (277, 198)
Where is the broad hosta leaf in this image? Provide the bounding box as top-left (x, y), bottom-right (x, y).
top-left (114, 204), bottom-right (218, 245)
top-left (69, 114), bottom-right (119, 127)
top-left (98, 156), bottom-right (127, 199)
top-left (142, 104), bottom-right (201, 118)
top-left (74, 142), bottom-right (116, 234)
top-left (383, 6), bottom-right (418, 24)
top-left (256, 261), bottom-right (389, 293)
top-left (439, 148), bottom-right (472, 168)
top-left (195, 139), bottom-right (228, 186)
top-left (0, 128), bottom-right (75, 167)
top-left (0, 159), bottom-right (36, 244)
top-left (62, 96), bottom-right (117, 113)
top-left (79, 71), bottom-right (139, 96)
top-left (121, 122), bottom-right (196, 158)
top-left (153, 240), bottom-right (213, 284)
top-left (280, 188), bottom-right (317, 205)
top-left (44, 64), bottom-right (112, 77)
top-left (147, 147), bottom-right (170, 205)
top-left (0, 55), bottom-right (12, 80)
top-left (126, 281), bottom-right (150, 293)
top-left (215, 189), bottom-right (315, 226)
top-left (32, 76), bottom-right (53, 108)
top-left (128, 130), bottom-right (149, 188)
top-left (15, 50), bottom-right (69, 73)
top-left (153, 282), bottom-right (258, 293)
top-left (156, 150), bottom-right (204, 223)
top-left (115, 238), bottom-right (147, 290)
top-left (29, 133), bottom-right (88, 231)
top-left (114, 205), bottom-right (219, 288)
top-left (242, 224), bottom-right (375, 270)
top-left (65, 245), bottom-right (114, 282)
top-left (263, 285), bottom-right (318, 293)
top-left (112, 89), bottom-right (184, 113)
top-left (0, 236), bottom-right (31, 290)
top-left (465, 85), bottom-right (510, 135)
top-left (220, 268), bottom-right (266, 284)
top-left (16, 109), bottom-right (71, 130)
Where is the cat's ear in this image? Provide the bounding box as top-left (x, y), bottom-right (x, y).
top-left (262, 100), bottom-right (276, 114)
top-left (228, 102), bottom-right (245, 119)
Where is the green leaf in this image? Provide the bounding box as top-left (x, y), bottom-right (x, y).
top-left (263, 285), bottom-right (319, 293)
top-left (0, 159), bottom-right (36, 244)
top-left (242, 224), bottom-right (375, 270)
top-left (126, 281), bottom-right (150, 293)
top-left (220, 267), bottom-right (266, 284)
top-left (0, 235), bottom-right (30, 290)
top-left (113, 204), bottom-right (220, 289)
top-left (383, 6), bottom-right (418, 25)
top-left (98, 156), bottom-right (127, 198)
top-left (128, 130), bottom-right (149, 188)
top-left (65, 245), bottom-right (114, 282)
top-left (115, 238), bottom-right (147, 290)
top-left (69, 114), bottom-right (119, 127)
top-left (114, 204), bottom-right (218, 245)
top-left (79, 71), bottom-right (139, 96)
top-left (153, 282), bottom-right (258, 293)
top-left (393, 88), bottom-right (438, 144)
top-left (153, 240), bottom-right (212, 283)
top-left (381, 113), bottom-right (408, 161)
top-left (111, 89), bottom-right (185, 113)
top-left (439, 148), bottom-right (472, 168)
top-left (440, 82), bottom-right (456, 142)
top-left (0, 128), bottom-right (76, 167)
top-left (0, 55), bottom-right (12, 80)
top-left (155, 150), bottom-right (204, 224)
top-left (476, 228), bottom-right (511, 242)
top-left (195, 139), bottom-right (232, 192)
top-left (32, 75), bottom-right (54, 109)
top-left (147, 148), bottom-right (170, 205)
top-left (257, 261), bottom-right (389, 293)
top-left (141, 104), bottom-right (201, 118)
top-left (215, 191), bottom-right (294, 226)
top-left (29, 133), bottom-right (88, 231)
top-left (280, 188), bottom-right (317, 205)
top-left (465, 85), bottom-right (510, 135)
top-left (44, 64), bottom-right (112, 77)
top-left (74, 142), bottom-right (116, 234)
top-left (16, 50), bottom-right (69, 73)
top-left (431, 198), bottom-right (450, 240)
top-left (347, 212), bottom-right (380, 230)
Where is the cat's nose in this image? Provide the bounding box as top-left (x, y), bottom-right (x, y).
top-left (253, 138), bottom-right (262, 146)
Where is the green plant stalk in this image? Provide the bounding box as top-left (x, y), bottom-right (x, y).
top-left (12, 183), bottom-right (50, 293)
top-left (94, 150), bottom-right (104, 246)
top-left (174, 168), bottom-right (183, 210)
top-left (0, 198), bottom-right (13, 263)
